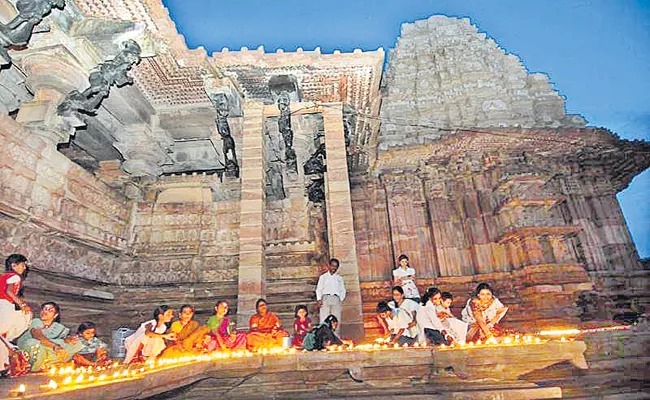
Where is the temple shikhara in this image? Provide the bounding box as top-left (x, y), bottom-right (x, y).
top-left (0, 0), bottom-right (648, 399)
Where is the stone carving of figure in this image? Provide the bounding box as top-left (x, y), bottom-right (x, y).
top-left (303, 143), bottom-right (326, 175)
top-left (307, 179), bottom-right (325, 203)
top-left (57, 40), bottom-right (141, 118)
top-left (277, 91), bottom-right (297, 172)
top-left (265, 162), bottom-right (286, 201)
top-left (0, 0), bottom-right (65, 65)
top-left (211, 93), bottom-right (239, 178)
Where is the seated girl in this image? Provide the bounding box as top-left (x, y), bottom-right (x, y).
top-left (161, 304), bottom-right (208, 358)
top-left (17, 302), bottom-right (84, 372)
top-left (436, 292), bottom-right (467, 344)
top-left (392, 255), bottom-right (420, 301)
top-left (292, 305), bottom-right (312, 348)
top-left (312, 315), bottom-right (343, 350)
top-left (377, 286), bottom-right (419, 337)
top-left (124, 305), bottom-right (176, 364)
top-left (73, 321), bottom-right (109, 367)
top-left (461, 283), bottom-right (508, 342)
top-left (376, 301), bottom-right (417, 346)
top-left (416, 287), bottom-right (450, 346)
top-left (207, 300), bottom-right (247, 350)
top-left (246, 299), bottom-right (288, 351)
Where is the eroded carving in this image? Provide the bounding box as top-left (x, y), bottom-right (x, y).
top-left (307, 179), bottom-right (325, 203)
top-left (265, 161), bottom-right (285, 201)
top-left (303, 143), bottom-right (326, 175)
top-left (277, 91), bottom-right (297, 173)
top-left (210, 93), bottom-right (239, 178)
top-left (0, 0), bottom-right (65, 65)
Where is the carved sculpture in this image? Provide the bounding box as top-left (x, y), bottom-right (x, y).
top-left (210, 93), bottom-right (239, 178)
top-left (57, 40), bottom-right (141, 118)
top-left (303, 143), bottom-right (326, 175)
top-left (0, 0), bottom-right (65, 65)
top-left (277, 91), bottom-right (297, 172)
top-left (307, 179), bottom-right (325, 203)
top-left (265, 162), bottom-right (286, 201)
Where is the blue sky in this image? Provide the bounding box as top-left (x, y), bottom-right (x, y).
top-left (163, 0), bottom-right (650, 258)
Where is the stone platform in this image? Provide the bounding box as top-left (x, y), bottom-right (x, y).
top-left (0, 340), bottom-right (587, 400)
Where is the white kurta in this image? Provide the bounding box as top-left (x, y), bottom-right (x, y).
top-left (436, 305), bottom-right (467, 344)
top-left (392, 267), bottom-right (420, 299)
top-left (416, 302), bottom-right (446, 344)
top-left (123, 319), bottom-right (167, 363)
top-left (461, 297), bottom-right (506, 325)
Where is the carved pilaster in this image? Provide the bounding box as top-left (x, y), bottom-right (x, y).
top-left (381, 172), bottom-right (439, 278)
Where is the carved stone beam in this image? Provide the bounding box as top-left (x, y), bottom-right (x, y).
top-left (0, 0), bottom-right (66, 66)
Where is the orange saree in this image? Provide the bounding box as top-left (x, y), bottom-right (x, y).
top-left (246, 312), bottom-right (288, 351)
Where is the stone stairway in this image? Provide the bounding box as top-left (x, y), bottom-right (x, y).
top-left (265, 277), bottom-right (318, 329)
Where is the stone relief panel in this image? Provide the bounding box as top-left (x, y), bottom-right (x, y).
top-left (133, 201), bottom-right (209, 256)
top-left (0, 116), bottom-right (130, 251)
top-left (0, 214), bottom-right (123, 283)
top-left (264, 198), bottom-right (311, 244)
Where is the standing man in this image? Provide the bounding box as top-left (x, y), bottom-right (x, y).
top-left (315, 258), bottom-right (346, 332)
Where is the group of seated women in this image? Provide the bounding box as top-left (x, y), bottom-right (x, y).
top-left (1, 255), bottom-right (112, 375)
top-left (122, 298), bottom-right (344, 364)
top-left (1, 253), bottom-right (507, 378)
top-left (376, 282), bottom-right (508, 346)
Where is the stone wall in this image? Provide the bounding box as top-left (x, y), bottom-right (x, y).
top-left (379, 15), bottom-right (586, 149)
top-left (352, 126), bottom-right (648, 331)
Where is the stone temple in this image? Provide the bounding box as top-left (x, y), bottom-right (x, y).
top-left (0, 0), bottom-right (649, 398)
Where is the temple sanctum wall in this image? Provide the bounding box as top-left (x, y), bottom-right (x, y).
top-left (0, 0), bottom-right (648, 344)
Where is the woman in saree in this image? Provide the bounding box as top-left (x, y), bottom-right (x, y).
top-left (161, 304), bottom-right (208, 357)
top-left (461, 283), bottom-right (508, 342)
top-left (246, 298), bottom-right (288, 351)
top-left (207, 300), bottom-right (247, 350)
top-left (17, 302), bottom-right (84, 372)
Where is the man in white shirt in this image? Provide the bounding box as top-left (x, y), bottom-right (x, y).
top-left (315, 258), bottom-right (346, 332)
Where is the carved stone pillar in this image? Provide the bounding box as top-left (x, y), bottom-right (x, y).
top-left (236, 102), bottom-right (267, 327)
top-left (322, 103), bottom-right (363, 340)
top-left (382, 173), bottom-right (439, 278)
top-left (421, 172), bottom-right (475, 277)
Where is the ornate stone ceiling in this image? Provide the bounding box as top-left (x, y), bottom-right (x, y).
top-left (65, 0), bottom-right (384, 177)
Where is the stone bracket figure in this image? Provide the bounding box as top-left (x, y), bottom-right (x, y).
top-left (303, 143), bottom-right (326, 176)
top-left (0, 0), bottom-right (65, 66)
top-left (277, 91), bottom-right (297, 173)
top-left (57, 40), bottom-right (141, 119)
top-left (210, 92), bottom-right (239, 178)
